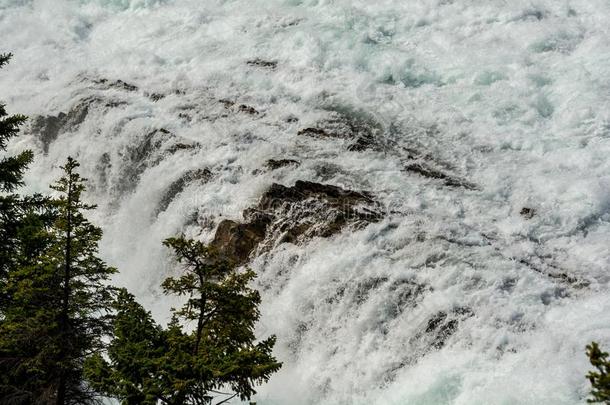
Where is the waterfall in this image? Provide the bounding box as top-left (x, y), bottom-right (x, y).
top-left (1, 0), bottom-right (609, 403)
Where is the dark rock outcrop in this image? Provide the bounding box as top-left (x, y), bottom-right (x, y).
top-left (211, 181), bottom-right (383, 264)
top-left (265, 159), bottom-right (300, 170)
top-left (211, 216), bottom-right (272, 265)
top-left (30, 97), bottom-right (97, 152)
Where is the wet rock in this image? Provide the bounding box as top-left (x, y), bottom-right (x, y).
top-left (148, 93), bottom-right (165, 102)
top-left (157, 168), bottom-right (212, 215)
top-left (517, 257), bottom-right (589, 287)
top-left (211, 181), bottom-right (383, 264)
top-left (211, 216), bottom-right (271, 265)
top-left (424, 306), bottom-right (474, 349)
top-left (352, 277), bottom-right (389, 305)
top-left (520, 207), bottom-right (535, 219)
top-left (246, 59), bottom-right (278, 69)
top-left (297, 111), bottom-right (381, 152)
top-left (219, 99), bottom-right (260, 115)
top-left (105, 100), bottom-right (128, 108)
top-left (386, 279), bottom-right (430, 318)
top-left (178, 112), bottom-right (192, 122)
top-left (265, 159), bottom-right (300, 170)
top-left (166, 142), bottom-right (199, 154)
top-left (238, 104), bottom-right (259, 115)
top-left (219, 99), bottom-right (235, 108)
top-left (298, 127), bottom-right (331, 137)
top-left (30, 97), bottom-right (97, 152)
top-left (256, 181), bottom-right (383, 239)
top-left (119, 128), bottom-right (171, 191)
top-left (312, 162), bottom-right (343, 181)
top-left (95, 152), bottom-right (112, 191)
top-left (404, 162), bottom-right (478, 190)
top-left (117, 128), bottom-right (198, 194)
top-left (94, 78), bottom-right (138, 92)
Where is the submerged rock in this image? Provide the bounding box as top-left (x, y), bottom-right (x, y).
top-left (93, 78), bottom-right (138, 92)
top-left (297, 110), bottom-right (382, 152)
top-left (404, 162), bottom-right (478, 190)
top-left (219, 99), bottom-right (260, 115)
top-left (425, 306), bottom-right (474, 349)
top-left (265, 159), bottom-right (300, 170)
top-left (157, 168), bottom-right (212, 215)
top-left (117, 128), bottom-right (199, 194)
top-left (211, 181), bottom-right (383, 264)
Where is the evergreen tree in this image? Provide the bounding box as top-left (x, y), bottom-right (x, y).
top-left (0, 53), bottom-right (59, 403)
top-left (0, 158), bottom-right (117, 404)
top-left (85, 289), bottom-right (166, 405)
top-left (87, 237), bottom-right (281, 405)
top-left (159, 237), bottom-right (281, 405)
top-left (0, 53), bottom-right (30, 194)
top-left (0, 51), bottom-right (35, 293)
top-left (49, 157), bottom-right (117, 404)
top-left (587, 342), bottom-right (610, 404)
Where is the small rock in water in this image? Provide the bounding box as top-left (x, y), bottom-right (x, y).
top-left (520, 207), bottom-right (536, 219)
top-left (246, 59), bottom-right (278, 69)
top-left (265, 159), bottom-right (301, 170)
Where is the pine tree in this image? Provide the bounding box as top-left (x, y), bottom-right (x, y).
top-left (0, 158), bottom-right (117, 404)
top-left (49, 157), bottom-right (118, 405)
top-left (159, 237), bottom-right (281, 405)
top-left (0, 52), bottom-right (30, 194)
top-left (84, 289), bottom-right (167, 405)
top-left (87, 236), bottom-right (282, 405)
top-left (0, 53), bottom-right (59, 403)
top-left (587, 342), bottom-right (610, 404)
top-left (0, 51), bottom-right (35, 292)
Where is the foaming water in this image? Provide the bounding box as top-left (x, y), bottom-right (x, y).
top-left (1, 0), bottom-right (609, 403)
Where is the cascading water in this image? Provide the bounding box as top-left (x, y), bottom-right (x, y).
top-left (1, 0), bottom-right (609, 403)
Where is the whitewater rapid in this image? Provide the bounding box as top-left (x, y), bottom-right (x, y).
top-left (1, 0), bottom-right (610, 403)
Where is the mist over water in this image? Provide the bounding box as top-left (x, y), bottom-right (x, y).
top-left (1, 0), bottom-right (610, 403)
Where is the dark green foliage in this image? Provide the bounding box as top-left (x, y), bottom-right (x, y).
top-left (0, 158), bottom-right (117, 404)
top-left (49, 157), bottom-right (118, 404)
top-left (0, 54), bottom-right (59, 404)
top-left (0, 238), bottom-right (63, 404)
top-left (87, 237), bottom-right (282, 405)
top-left (159, 237), bottom-right (281, 404)
top-left (84, 289), bottom-right (166, 405)
top-left (0, 52), bottom-right (36, 286)
top-left (587, 342), bottom-right (610, 404)
top-left (0, 53), bottom-right (30, 193)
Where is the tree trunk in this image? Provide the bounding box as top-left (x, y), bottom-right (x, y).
top-left (56, 174), bottom-right (73, 405)
top-left (194, 272), bottom-right (206, 355)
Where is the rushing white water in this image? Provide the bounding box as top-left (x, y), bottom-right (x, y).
top-left (1, 0), bottom-right (610, 403)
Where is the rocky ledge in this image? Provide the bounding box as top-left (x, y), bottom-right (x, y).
top-left (211, 181), bottom-right (384, 264)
